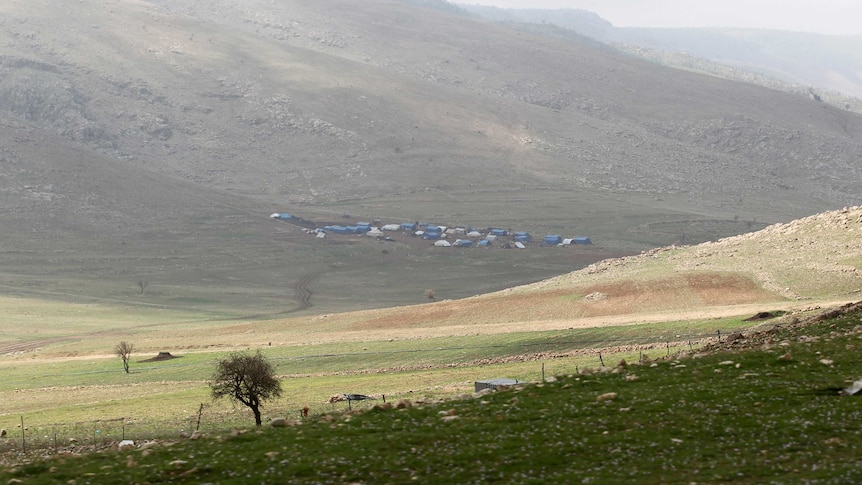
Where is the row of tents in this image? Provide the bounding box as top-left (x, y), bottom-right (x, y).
top-left (271, 213), bottom-right (592, 247)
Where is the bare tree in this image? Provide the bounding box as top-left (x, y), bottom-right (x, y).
top-left (137, 280), bottom-right (148, 295)
top-left (424, 289), bottom-right (436, 302)
top-left (115, 341), bottom-right (134, 374)
top-left (210, 351), bottom-right (282, 426)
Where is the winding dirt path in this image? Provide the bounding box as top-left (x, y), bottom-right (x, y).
top-left (292, 273), bottom-right (318, 310)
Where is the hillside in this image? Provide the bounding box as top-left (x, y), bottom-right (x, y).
top-left (3, 296), bottom-right (862, 483)
top-left (5, 206), bottom-right (852, 356)
top-left (1, 0), bottom-right (861, 314)
top-left (1, 208), bottom-right (861, 484)
top-left (461, 5), bottom-right (862, 101)
top-left (252, 206), bottom-right (862, 347)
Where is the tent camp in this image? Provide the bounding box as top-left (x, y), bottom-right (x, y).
top-left (434, 240), bottom-right (452, 247)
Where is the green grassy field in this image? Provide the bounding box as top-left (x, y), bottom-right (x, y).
top-left (0, 289), bottom-right (766, 453)
top-left (2, 305), bottom-right (860, 483)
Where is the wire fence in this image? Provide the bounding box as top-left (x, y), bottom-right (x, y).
top-left (0, 414), bottom-right (203, 456)
top-left (1, 330), bottom-right (732, 456)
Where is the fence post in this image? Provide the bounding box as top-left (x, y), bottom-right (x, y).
top-left (599, 353), bottom-right (604, 367)
top-left (20, 416), bottom-right (25, 453)
top-left (196, 403), bottom-right (205, 431)
top-left (542, 362), bottom-right (545, 382)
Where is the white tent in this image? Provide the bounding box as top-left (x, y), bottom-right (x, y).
top-left (485, 234), bottom-right (497, 241)
top-left (467, 231), bottom-right (483, 238)
top-left (381, 224), bottom-right (401, 231)
top-left (316, 232), bottom-right (326, 239)
top-left (366, 228), bottom-right (384, 237)
top-left (562, 238), bottom-right (574, 246)
top-left (514, 241), bottom-right (526, 249)
top-left (434, 240), bottom-right (452, 247)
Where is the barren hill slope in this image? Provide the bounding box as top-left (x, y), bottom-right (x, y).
top-left (2, 0), bottom-right (860, 206)
top-left (1, 0), bottom-right (861, 314)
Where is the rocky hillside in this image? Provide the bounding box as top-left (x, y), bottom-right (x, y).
top-left (1, 0), bottom-right (861, 314)
top-left (0, 0), bottom-right (859, 208)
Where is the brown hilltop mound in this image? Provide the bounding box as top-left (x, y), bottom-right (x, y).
top-left (140, 352), bottom-right (181, 362)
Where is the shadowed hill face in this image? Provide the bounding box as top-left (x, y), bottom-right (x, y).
top-left (0, 0), bottom-right (861, 315)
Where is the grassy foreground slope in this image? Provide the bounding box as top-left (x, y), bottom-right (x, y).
top-left (2, 302), bottom-right (862, 483)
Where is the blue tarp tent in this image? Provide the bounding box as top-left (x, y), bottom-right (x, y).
top-left (574, 237), bottom-right (593, 244)
top-left (543, 234), bottom-right (563, 245)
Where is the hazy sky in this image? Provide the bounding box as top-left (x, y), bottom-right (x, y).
top-left (459, 1), bottom-right (862, 36)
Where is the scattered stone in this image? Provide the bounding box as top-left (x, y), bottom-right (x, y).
top-left (823, 437), bottom-right (846, 446)
top-left (189, 430), bottom-right (202, 440)
top-left (440, 415), bottom-right (460, 422)
top-left (596, 392), bottom-right (618, 402)
top-left (270, 417), bottom-right (288, 428)
top-left (778, 352), bottom-right (793, 361)
top-left (819, 359), bottom-right (834, 366)
top-left (842, 379), bottom-right (862, 396)
top-left (140, 441), bottom-right (159, 450)
top-left (625, 374), bottom-right (640, 382)
top-left (118, 440), bottom-right (135, 451)
top-left (725, 333), bottom-right (744, 344)
top-left (395, 399), bottom-right (413, 409)
top-left (671, 438), bottom-right (683, 444)
top-left (265, 451), bottom-right (279, 460)
top-left (719, 360), bottom-right (735, 366)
